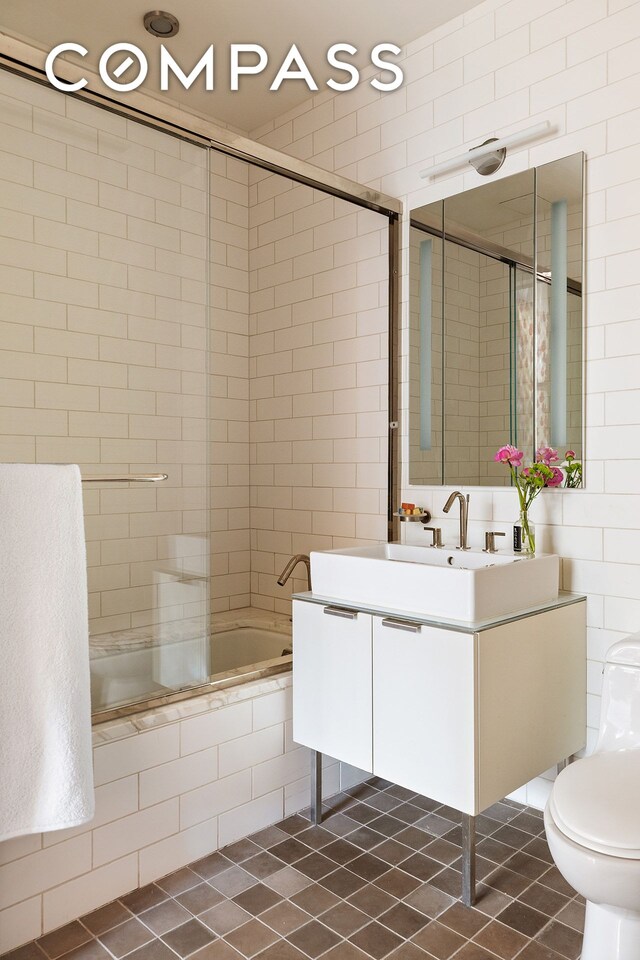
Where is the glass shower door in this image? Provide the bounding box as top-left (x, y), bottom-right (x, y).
top-left (0, 69), bottom-right (211, 712)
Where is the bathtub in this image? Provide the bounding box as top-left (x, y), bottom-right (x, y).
top-left (90, 612), bottom-right (292, 719)
top-left (212, 626), bottom-right (292, 674)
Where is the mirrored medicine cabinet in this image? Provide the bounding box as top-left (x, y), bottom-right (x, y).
top-left (408, 152), bottom-right (584, 487)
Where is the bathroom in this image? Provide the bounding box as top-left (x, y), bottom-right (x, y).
top-left (0, 1), bottom-right (639, 958)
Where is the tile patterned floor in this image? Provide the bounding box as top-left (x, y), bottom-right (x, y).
top-left (2, 779), bottom-right (584, 960)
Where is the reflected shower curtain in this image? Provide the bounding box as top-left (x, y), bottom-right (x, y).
top-left (536, 281), bottom-right (551, 449)
top-left (515, 273), bottom-right (534, 457)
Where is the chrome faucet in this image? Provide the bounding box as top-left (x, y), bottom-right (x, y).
top-left (443, 491), bottom-right (470, 550)
top-left (277, 554), bottom-right (312, 592)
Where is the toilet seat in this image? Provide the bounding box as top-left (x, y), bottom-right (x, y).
top-left (549, 751), bottom-right (640, 859)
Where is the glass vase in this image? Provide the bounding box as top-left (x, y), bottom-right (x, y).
top-left (515, 509), bottom-right (535, 555)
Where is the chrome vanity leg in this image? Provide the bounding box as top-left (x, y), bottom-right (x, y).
top-left (310, 750), bottom-right (322, 825)
top-left (461, 814), bottom-right (477, 907)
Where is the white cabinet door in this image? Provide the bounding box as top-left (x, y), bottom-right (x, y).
top-left (293, 599), bottom-right (373, 772)
top-left (373, 616), bottom-right (476, 813)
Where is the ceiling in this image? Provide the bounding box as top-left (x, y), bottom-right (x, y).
top-left (0, 0), bottom-right (484, 132)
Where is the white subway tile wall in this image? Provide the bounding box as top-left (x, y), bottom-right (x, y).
top-left (251, 0), bottom-right (640, 807)
top-left (247, 168), bottom-right (389, 613)
top-left (209, 150), bottom-right (251, 614)
top-left (210, 154), bottom-right (390, 615)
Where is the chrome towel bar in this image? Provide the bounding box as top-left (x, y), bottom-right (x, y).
top-left (81, 474), bottom-right (168, 483)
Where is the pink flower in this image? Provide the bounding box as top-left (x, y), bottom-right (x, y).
top-left (494, 445), bottom-right (524, 467)
top-left (565, 450), bottom-right (575, 459)
top-left (536, 446), bottom-right (559, 466)
top-left (547, 467), bottom-right (564, 487)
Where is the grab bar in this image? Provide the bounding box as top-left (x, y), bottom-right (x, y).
top-left (81, 474), bottom-right (168, 483)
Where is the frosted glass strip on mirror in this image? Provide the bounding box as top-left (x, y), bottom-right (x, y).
top-left (409, 222), bottom-right (442, 485)
top-left (550, 199), bottom-right (568, 447)
top-left (536, 153), bottom-right (583, 474)
top-left (419, 238), bottom-right (432, 451)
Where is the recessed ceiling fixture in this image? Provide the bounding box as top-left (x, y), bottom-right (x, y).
top-left (143, 10), bottom-right (180, 38)
top-left (420, 121), bottom-right (553, 180)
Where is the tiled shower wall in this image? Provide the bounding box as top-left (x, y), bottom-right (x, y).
top-left (209, 151), bottom-right (251, 614)
top-left (210, 155), bottom-right (391, 616)
top-left (247, 167), bottom-right (389, 613)
top-left (252, 0), bottom-right (640, 807)
top-left (210, 156), bottom-right (392, 616)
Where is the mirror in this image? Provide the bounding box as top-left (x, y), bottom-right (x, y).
top-left (409, 153), bottom-right (584, 487)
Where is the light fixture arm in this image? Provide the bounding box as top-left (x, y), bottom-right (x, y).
top-left (419, 121), bottom-right (553, 181)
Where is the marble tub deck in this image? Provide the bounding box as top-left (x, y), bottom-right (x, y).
top-left (92, 608), bottom-right (293, 735)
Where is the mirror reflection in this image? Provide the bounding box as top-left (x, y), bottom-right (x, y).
top-left (409, 153), bottom-right (584, 487)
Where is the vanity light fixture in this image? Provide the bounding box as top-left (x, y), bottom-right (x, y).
top-left (419, 120), bottom-right (553, 180)
top-left (143, 11), bottom-right (180, 38)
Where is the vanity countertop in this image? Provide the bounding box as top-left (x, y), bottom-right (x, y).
top-left (292, 589), bottom-right (586, 634)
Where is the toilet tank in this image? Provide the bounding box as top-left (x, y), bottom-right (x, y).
top-left (596, 634), bottom-right (640, 753)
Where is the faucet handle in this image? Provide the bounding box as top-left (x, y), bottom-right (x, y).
top-left (483, 531), bottom-right (505, 553)
top-left (423, 526), bottom-right (443, 547)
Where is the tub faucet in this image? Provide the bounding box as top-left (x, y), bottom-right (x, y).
top-left (277, 554), bottom-right (312, 592)
top-left (443, 491), bottom-right (470, 550)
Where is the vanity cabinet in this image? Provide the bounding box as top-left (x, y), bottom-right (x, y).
top-left (293, 595), bottom-right (586, 816)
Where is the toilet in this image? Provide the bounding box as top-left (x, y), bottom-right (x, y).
top-left (544, 635), bottom-right (640, 960)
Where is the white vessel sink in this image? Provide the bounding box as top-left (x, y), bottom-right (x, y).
top-left (310, 543), bottom-right (559, 623)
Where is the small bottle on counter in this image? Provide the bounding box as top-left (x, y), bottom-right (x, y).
top-left (513, 518), bottom-right (523, 552)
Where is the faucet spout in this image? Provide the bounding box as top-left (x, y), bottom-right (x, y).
top-left (443, 491), bottom-right (470, 550)
top-left (277, 554), bottom-right (312, 592)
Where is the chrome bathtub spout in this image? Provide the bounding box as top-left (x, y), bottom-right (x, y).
top-left (277, 554), bottom-right (312, 592)
top-left (443, 491), bottom-right (470, 550)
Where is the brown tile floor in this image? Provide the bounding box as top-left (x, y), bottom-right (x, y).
top-left (2, 779), bottom-right (584, 960)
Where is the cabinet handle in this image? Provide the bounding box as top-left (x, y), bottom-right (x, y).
top-left (323, 606), bottom-right (359, 620)
top-left (381, 617), bottom-right (422, 633)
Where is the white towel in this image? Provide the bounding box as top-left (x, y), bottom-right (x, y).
top-left (0, 464), bottom-right (94, 840)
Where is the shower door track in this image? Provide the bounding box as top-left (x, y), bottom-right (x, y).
top-left (0, 34), bottom-right (401, 217)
